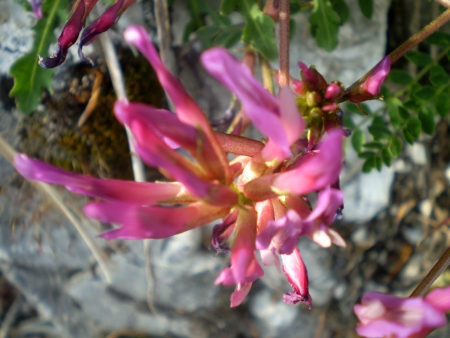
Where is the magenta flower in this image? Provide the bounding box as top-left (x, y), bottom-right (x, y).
top-left (39, 0), bottom-right (135, 68)
top-left (354, 287), bottom-right (450, 338)
top-left (347, 56), bottom-right (391, 103)
top-left (16, 25), bottom-right (346, 307)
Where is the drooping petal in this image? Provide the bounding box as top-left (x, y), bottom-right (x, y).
top-left (281, 247), bottom-right (312, 308)
top-left (39, 0), bottom-right (98, 68)
top-left (243, 129), bottom-right (344, 201)
top-left (230, 207), bottom-right (261, 285)
top-left (14, 154), bottom-right (189, 204)
top-left (123, 25), bottom-right (232, 184)
top-left (230, 282), bottom-right (253, 308)
top-left (79, 0), bottom-right (135, 63)
top-left (85, 201), bottom-right (229, 240)
top-left (127, 119), bottom-right (238, 207)
top-left (201, 47), bottom-right (304, 162)
top-left (211, 210), bottom-right (238, 253)
top-left (256, 209), bottom-right (303, 255)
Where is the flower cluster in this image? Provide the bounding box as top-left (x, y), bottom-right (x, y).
top-left (39, 0), bottom-right (135, 68)
top-left (354, 287), bottom-right (450, 338)
top-left (15, 25), bottom-right (389, 307)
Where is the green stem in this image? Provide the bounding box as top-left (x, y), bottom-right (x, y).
top-left (389, 9), bottom-right (450, 64)
top-left (410, 247), bottom-right (450, 297)
top-left (278, 0), bottom-right (290, 87)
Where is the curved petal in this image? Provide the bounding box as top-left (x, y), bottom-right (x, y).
top-left (123, 25), bottom-right (232, 184)
top-left (202, 47), bottom-right (304, 161)
top-left (85, 201), bottom-right (229, 240)
top-left (128, 119), bottom-right (238, 207)
top-left (14, 154), bottom-right (187, 204)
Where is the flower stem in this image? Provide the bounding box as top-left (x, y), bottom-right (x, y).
top-left (389, 8), bottom-right (450, 64)
top-left (410, 247), bottom-right (450, 297)
top-left (278, 0), bottom-right (290, 87)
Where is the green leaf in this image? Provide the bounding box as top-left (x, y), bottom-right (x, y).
top-left (241, 0), bottom-right (278, 60)
top-left (345, 103), bottom-right (371, 115)
top-left (362, 156), bottom-right (376, 173)
top-left (9, 0), bottom-right (68, 114)
top-left (351, 129), bottom-right (365, 152)
top-left (381, 148), bottom-right (391, 167)
top-left (387, 97), bottom-right (403, 130)
top-left (363, 142), bottom-right (383, 149)
top-left (435, 92), bottom-right (450, 117)
top-left (221, 0), bottom-right (238, 15)
top-left (388, 70), bottom-right (413, 85)
top-left (331, 0), bottom-right (350, 25)
top-left (368, 126), bottom-right (391, 141)
top-left (342, 114), bottom-right (355, 128)
top-left (425, 31), bottom-right (450, 46)
top-left (405, 118), bottom-right (422, 139)
top-left (402, 129), bottom-right (415, 145)
top-left (358, 0), bottom-right (373, 19)
top-left (309, 0), bottom-right (340, 51)
top-left (374, 154), bottom-right (382, 171)
top-left (213, 28), bottom-right (243, 48)
top-left (398, 106), bottom-right (410, 120)
top-left (418, 107), bottom-right (435, 135)
top-left (359, 151), bottom-right (376, 159)
top-left (183, 0), bottom-right (208, 42)
top-left (405, 51), bottom-right (433, 66)
top-left (389, 136), bottom-right (402, 158)
top-left (414, 85), bottom-right (436, 100)
top-left (429, 65), bottom-right (450, 87)
top-left (403, 98), bottom-right (422, 111)
top-left (372, 116), bottom-right (385, 126)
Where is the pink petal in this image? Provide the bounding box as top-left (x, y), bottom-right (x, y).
top-left (298, 62), bottom-right (328, 93)
top-left (27, 0), bottom-right (43, 19)
top-left (306, 188), bottom-right (343, 225)
top-left (124, 25), bottom-right (231, 183)
top-left (85, 201), bottom-right (229, 240)
top-left (211, 210), bottom-right (238, 253)
top-left (425, 286), bottom-right (450, 313)
top-left (230, 282), bottom-right (253, 307)
top-left (202, 47), bottom-right (303, 161)
top-left (256, 210), bottom-right (303, 255)
top-left (243, 129), bottom-right (344, 201)
top-left (281, 247), bottom-right (312, 308)
top-left (272, 129), bottom-right (344, 194)
top-left (260, 249), bottom-right (281, 272)
top-left (325, 82), bottom-right (343, 101)
top-left (129, 119), bottom-right (238, 207)
top-left (14, 154), bottom-right (186, 204)
top-left (39, 0), bottom-right (95, 68)
top-left (79, 0), bottom-right (135, 63)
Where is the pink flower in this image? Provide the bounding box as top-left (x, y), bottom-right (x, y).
top-left (281, 247), bottom-right (312, 308)
top-left (354, 287), bottom-right (450, 338)
top-left (27, 0), bottom-right (42, 19)
top-left (347, 56), bottom-right (391, 103)
top-left (16, 25), bottom-right (347, 308)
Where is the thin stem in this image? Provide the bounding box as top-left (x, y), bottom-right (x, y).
top-left (389, 8), bottom-right (450, 64)
top-left (278, 0), bottom-right (290, 87)
top-left (410, 247), bottom-right (450, 297)
top-left (0, 295), bottom-right (22, 338)
top-left (95, 5), bottom-right (146, 183)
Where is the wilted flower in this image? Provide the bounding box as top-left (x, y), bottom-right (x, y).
top-left (16, 25), bottom-right (346, 307)
top-left (354, 287), bottom-right (450, 338)
top-left (39, 0), bottom-right (135, 68)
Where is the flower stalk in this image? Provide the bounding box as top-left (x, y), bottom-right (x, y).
top-left (278, 0), bottom-right (290, 87)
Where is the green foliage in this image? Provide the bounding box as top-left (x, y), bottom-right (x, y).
top-left (9, 0), bottom-right (68, 114)
top-left (358, 0), bottom-right (373, 19)
top-left (309, 0), bottom-right (340, 51)
top-left (331, 0), bottom-right (350, 25)
top-left (345, 32), bottom-right (450, 173)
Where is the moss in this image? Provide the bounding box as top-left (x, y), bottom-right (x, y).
top-left (18, 47), bottom-right (166, 180)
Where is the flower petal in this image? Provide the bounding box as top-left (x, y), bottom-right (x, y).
top-left (281, 247), bottom-right (312, 308)
top-left (123, 25), bottom-right (232, 184)
top-left (79, 0), bottom-right (135, 64)
top-left (230, 282), bottom-right (253, 308)
top-left (14, 154), bottom-right (187, 204)
top-left (128, 119), bottom-right (238, 207)
top-left (85, 201), bottom-right (229, 240)
top-left (202, 47), bottom-right (304, 161)
top-left (39, 0), bottom-right (97, 68)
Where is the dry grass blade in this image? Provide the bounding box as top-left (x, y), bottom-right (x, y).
top-left (0, 135), bottom-right (112, 283)
top-left (0, 294), bottom-right (22, 338)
